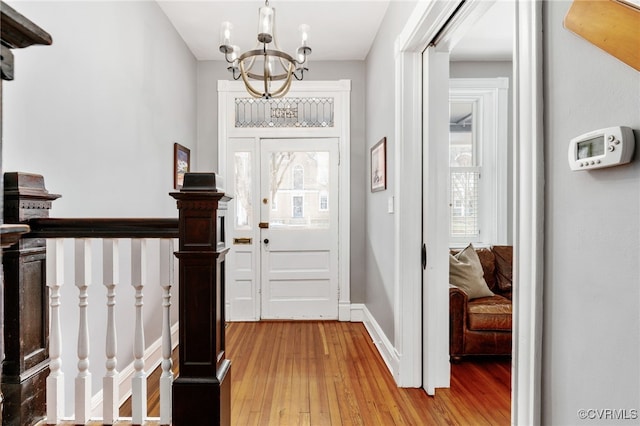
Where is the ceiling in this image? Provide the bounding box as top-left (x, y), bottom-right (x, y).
top-left (157, 0), bottom-right (514, 62)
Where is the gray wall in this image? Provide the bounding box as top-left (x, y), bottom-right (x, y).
top-left (6, 1), bottom-right (637, 421)
top-left (3, 1), bottom-right (196, 414)
top-left (542, 1), bottom-right (640, 424)
top-left (363, 1), bottom-right (417, 342)
top-left (196, 60), bottom-right (367, 302)
top-left (450, 61), bottom-right (514, 244)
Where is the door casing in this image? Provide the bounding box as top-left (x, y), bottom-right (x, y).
top-left (218, 80), bottom-right (352, 322)
top-left (394, 1), bottom-right (544, 425)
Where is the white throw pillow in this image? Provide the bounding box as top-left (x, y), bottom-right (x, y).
top-left (449, 244), bottom-right (494, 300)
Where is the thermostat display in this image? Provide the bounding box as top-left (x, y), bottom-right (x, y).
top-left (568, 126), bottom-right (635, 171)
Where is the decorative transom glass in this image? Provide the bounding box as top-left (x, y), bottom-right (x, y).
top-left (235, 97), bottom-right (334, 128)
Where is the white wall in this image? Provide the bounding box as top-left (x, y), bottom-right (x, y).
top-left (3, 1), bottom-right (196, 415)
top-left (363, 0), bottom-right (417, 343)
top-left (543, 1), bottom-right (640, 424)
top-left (196, 60), bottom-right (368, 302)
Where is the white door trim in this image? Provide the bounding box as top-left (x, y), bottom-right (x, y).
top-left (393, 0), bottom-right (464, 389)
top-left (218, 80), bottom-right (352, 321)
top-left (512, 2), bottom-right (545, 424)
top-left (421, 46), bottom-right (452, 395)
top-left (394, 1), bottom-right (544, 424)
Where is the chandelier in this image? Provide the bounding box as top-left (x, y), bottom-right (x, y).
top-left (219, 0), bottom-right (312, 99)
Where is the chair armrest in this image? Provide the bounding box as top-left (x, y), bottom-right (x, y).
top-left (449, 285), bottom-right (469, 356)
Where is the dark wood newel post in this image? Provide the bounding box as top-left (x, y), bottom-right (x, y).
top-left (171, 173), bottom-right (232, 426)
top-left (2, 173), bottom-right (60, 426)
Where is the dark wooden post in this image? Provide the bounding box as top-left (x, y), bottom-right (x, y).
top-left (170, 173), bottom-right (231, 426)
top-left (1, 4), bottom-right (53, 425)
top-left (2, 173), bottom-right (59, 426)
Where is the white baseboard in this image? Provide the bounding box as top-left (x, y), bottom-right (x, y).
top-left (350, 304), bottom-right (400, 380)
top-left (338, 301), bottom-right (352, 321)
top-left (91, 323), bottom-right (180, 417)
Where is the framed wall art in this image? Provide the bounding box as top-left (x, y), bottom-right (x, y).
top-left (371, 137), bottom-right (387, 192)
top-left (174, 143), bottom-right (191, 189)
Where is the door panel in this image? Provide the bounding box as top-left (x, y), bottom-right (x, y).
top-left (422, 47), bottom-right (452, 394)
top-left (227, 138), bottom-right (260, 320)
top-left (260, 138), bottom-right (339, 319)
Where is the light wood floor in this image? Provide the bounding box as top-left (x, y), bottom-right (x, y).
top-left (73, 320), bottom-right (510, 425)
top-left (227, 321), bottom-right (511, 426)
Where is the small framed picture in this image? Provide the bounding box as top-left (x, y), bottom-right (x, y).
top-left (371, 137), bottom-right (387, 192)
top-left (174, 143), bottom-right (190, 189)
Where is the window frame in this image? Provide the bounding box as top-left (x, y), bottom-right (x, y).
top-left (449, 78), bottom-right (509, 247)
top-left (292, 194), bottom-right (304, 218)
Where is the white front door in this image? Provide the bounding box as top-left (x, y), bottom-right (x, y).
top-left (226, 137), bottom-right (340, 320)
top-left (259, 138), bottom-right (339, 319)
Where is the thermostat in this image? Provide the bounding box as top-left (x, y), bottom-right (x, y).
top-left (568, 126), bottom-right (635, 171)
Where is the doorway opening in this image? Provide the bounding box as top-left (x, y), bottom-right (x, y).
top-left (218, 80), bottom-right (352, 322)
top-left (442, 0), bottom-right (515, 414)
top-left (394, 1), bottom-right (544, 424)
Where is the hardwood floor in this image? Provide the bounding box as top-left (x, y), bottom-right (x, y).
top-left (57, 320), bottom-right (509, 425)
top-left (227, 321), bottom-right (511, 426)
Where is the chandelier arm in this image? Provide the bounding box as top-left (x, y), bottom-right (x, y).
top-left (239, 60), bottom-right (264, 98)
top-left (293, 67), bottom-right (304, 81)
top-left (270, 62), bottom-right (295, 98)
top-left (246, 71), bottom-right (291, 81)
top-left (263, 52), bottom-right (270, 98)
top-left (245, 53), bottom-right (257, 73)
top-left (240, 49), bottom-right (296, 81)
top-left (238, 49), bottom-right (295, 64)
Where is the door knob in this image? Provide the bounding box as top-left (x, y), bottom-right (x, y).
top-left (264, 239), bottom-right (269, 244)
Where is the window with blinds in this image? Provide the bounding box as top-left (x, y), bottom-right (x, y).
top-left (449, 100), bottom-right (481, 241)
top-left (450, 169), bottom-right (480, 237)
top-left (449, 78), bottom-right (510, 246)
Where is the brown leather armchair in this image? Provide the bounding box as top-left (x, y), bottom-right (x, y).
top-left (449, 245), bottom-right (513, 361)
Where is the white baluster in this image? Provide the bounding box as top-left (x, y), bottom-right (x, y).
top-left (131, 239), bottom-right (147, 424)
top-left (75, 239), bottom-right (92, 423)
top-left (159, 239), bottom-right (174, 425)
top-left (46, 239), bottom-right (65, 423)
top-left (103, 239), bottom-right (119, 424)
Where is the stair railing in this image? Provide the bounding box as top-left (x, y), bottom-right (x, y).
top-left (27, 218), bottom-right (179, 425)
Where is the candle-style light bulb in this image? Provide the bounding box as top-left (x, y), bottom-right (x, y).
top-left (258, 5), bottom-right (274, 43)
top-left (296, 24), bottom-right (312, 62)
top-left (219, 21), bottom-right (233, 53)
top-left (299, 24), bottom-right (310, 47)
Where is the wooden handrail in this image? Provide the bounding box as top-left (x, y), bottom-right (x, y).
top-left (25, 218), bottom-right (179, 239)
